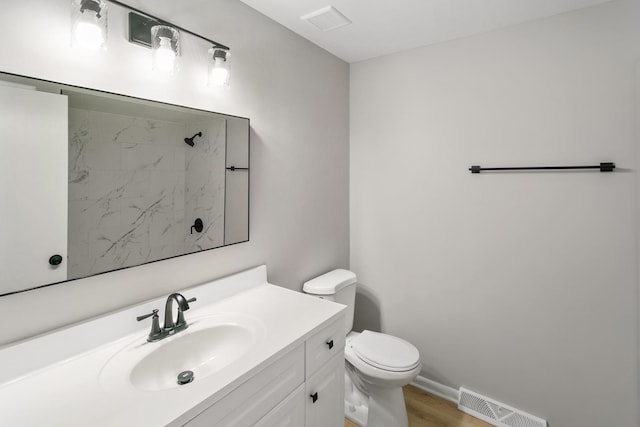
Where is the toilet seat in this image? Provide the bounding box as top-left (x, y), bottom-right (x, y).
top-left (350, 330), bottom-right (420, 372)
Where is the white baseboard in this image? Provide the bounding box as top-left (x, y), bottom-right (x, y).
top-left (411, 375), bottom-right (459, 403)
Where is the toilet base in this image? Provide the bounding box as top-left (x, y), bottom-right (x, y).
top-left (345, 368), bottom-right (369, 426)
top-left (344, 372), bottom-right (409, 427)
top-left (345, 399), bottom-right (368, 426)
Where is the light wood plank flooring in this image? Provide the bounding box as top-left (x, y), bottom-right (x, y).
top-left (345, 385), bottom-right (492, 427)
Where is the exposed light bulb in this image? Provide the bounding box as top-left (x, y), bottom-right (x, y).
top-left (72, 2), bottom-right (106, 51)
top-left (74, 20), bottom-right (104, 49)
top-left (209, 57), bottom-right (230, 87)
top-left (71, 0), bottom-right (107, 50)
top-left (151, 26), bottom-right (179, 75)
top-left (153, 37), bottom-right (176, 74)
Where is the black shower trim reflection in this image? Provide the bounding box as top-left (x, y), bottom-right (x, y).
top-left (190, 218), bottom-right (204, 234)
top-left (184, 132), bottom-right (202, 147)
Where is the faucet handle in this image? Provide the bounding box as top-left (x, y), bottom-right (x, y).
top-left (136, 309), bottom-right (159, 322)
top-left (136, 309), bottom-right (164, 342)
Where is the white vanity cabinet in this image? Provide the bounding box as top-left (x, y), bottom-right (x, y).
top-left (182, 344), bottom-right (305, 427)
top-left (0, 267), bottom-right (347, 427)
top-left (248, 353), bottom-right (344, 427)
top-left (182, 315), bottom-right (346, 427)
top-left (304, 316), bottom-right (346, 427)
top-left (253, 317), bottom-right (345, 427)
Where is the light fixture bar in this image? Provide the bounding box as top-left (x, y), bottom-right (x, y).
top-left (107, 0), bottom-right (229, 50)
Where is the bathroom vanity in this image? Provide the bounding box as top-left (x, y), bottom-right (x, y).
top-left (0, 266), bottom-right (346, 426)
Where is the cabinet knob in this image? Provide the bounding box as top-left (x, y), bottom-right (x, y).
top-left (310, 392), bottom-right (318, 403)
top-left (326, 339), bottom-right (334, 350)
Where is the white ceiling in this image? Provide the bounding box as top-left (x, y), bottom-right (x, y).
top-left (238, 0), bottom-right (612, 63)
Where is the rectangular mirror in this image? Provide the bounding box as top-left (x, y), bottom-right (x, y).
top-left (0, 71), bottom-right (249, 296)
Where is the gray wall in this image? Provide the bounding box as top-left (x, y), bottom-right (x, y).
top-left (350, 1), bottom-right (639, 426)
top-left (0, 0), bottom-right (349, 345)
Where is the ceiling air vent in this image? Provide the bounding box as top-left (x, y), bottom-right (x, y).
top-left (301, 6), bottom-right (352, 32)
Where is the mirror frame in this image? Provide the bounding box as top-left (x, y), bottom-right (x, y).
top-left (0, 70), bottom-right (250, 297)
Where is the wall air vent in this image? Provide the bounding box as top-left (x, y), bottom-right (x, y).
top-left (301, 6), bottom-right (352, 32)
top-left (458, 387), bottom-right (547, 427)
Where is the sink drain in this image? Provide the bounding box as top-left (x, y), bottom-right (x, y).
top-left (177, 370), bottom-right (194, 385)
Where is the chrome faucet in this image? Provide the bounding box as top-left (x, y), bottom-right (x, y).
top-left (137, 293), bottom-right (197, 342)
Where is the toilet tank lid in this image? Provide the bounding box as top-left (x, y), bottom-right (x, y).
top-left (303, 269), bottom-right (357, 295)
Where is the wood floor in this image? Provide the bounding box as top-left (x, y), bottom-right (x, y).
top-left (345, 385), bottom-right (492, 427)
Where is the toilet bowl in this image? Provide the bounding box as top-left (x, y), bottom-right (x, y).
top-left (344, 331), bottom-right (421, 427)
top-left (303, 269), bottom-right (421, 427)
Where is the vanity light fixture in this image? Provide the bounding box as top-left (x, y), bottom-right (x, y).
top-left (151, 25), bottom-right (180, 75)
top-left (71, 0), bottom-right (108, 50)
top-left (71, 0), bottom-right (232, 86)
top-left (118, 0), bottom-right (231, 83)
top-left (208, 46), bottom-right (231, 88)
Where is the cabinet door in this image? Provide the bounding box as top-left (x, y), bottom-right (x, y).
top-left (305, 352), bottom-right (345, 427)
top-left (253, 385), bottom-right (305, 427)
top-left (0, 83), bottom-right (68, 294)
top-left (182, 345), bottom-right (304, 427)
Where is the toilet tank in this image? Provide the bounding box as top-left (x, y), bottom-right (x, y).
top-left (303, 269), bottom-right (357, 335)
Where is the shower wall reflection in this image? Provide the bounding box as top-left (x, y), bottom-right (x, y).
top-left (185, 119), bottom-right (226, 254)
top-left (67, 96), bottom-right (226, 279)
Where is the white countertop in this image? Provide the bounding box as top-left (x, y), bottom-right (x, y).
top-left (0, 266), bottom-right (345, 426)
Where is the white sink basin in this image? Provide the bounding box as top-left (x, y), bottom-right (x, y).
top-left (100, 314), bottom-right (266, 392)
top-left (130, 324), bottom-right (253, 391)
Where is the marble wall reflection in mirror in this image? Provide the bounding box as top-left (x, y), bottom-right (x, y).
top-left (0, 72), bottom-right (249, 296)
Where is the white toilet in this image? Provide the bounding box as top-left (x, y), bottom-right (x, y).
top-left (303, 269), bottom-right (421, 427)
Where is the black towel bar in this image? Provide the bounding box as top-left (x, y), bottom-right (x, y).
top-left (469, 162), bottom-right (615, 174)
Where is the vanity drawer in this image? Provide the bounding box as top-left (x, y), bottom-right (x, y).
top-left (183, 344), bottom-right (304, 427)
top-left (305, 315), bottom-right (345, 379)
